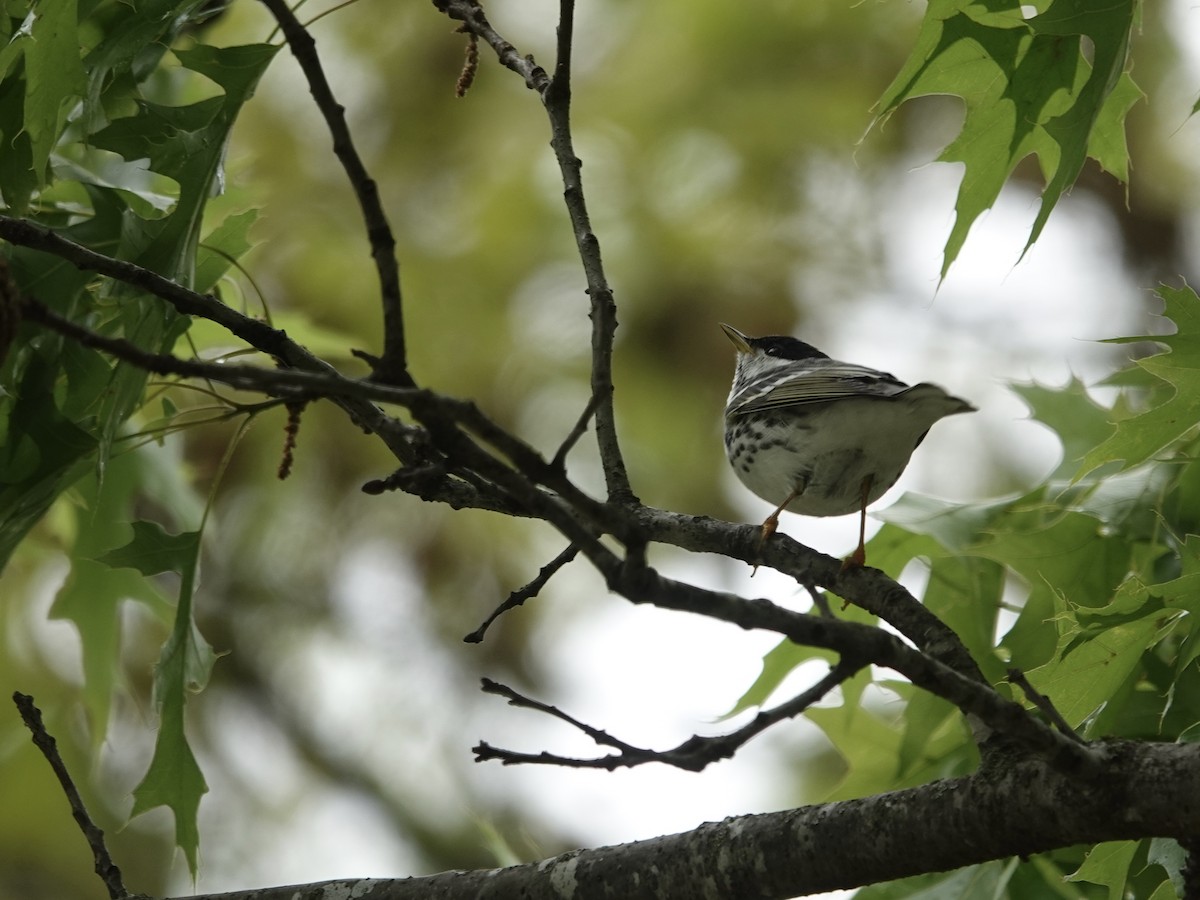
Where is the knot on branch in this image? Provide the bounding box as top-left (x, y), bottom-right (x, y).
top-left (362, 462), bottom-right (448, 496)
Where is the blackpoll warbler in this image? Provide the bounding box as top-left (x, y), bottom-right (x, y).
top-left (721, 323), bottom-right (975, 567)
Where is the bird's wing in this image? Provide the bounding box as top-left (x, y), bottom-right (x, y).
top-left (729, 360), bottom-right (910, 415)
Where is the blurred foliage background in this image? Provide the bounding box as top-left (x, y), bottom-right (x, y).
top-left (3, 0), bottom-right (1199, 897)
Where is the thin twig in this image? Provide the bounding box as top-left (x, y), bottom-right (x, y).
top-left (1008, 668), bottom-right (1086, 743)
top-left (474, 660), bottom-right (860, 771)
top-left (432, 0), bottom-right (550, 92)
top-left (13, 693), bottom-right (130, 900)
top-left (464, 544), bottom-right (579, 643)
top-left (433, 0), bottom-right (634, 504)
top-left (551, 393), bottom-right (600, 470)
top-left (804, 582), bottom-right (834, 618)
top-left (595, 556), bottom-right (1106, 775)
top-left (545, 0), bottom-right (631, 504)
top-left (258, 0), bottom-right (410, 386)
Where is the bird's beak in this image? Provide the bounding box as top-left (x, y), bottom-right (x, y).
top-left (720, 323), bottom-right (752, 353)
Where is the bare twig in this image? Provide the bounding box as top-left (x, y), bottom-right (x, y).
top-left (545, 0), bottom-right (631, 504)
top-left (593, 556), bottom-right (1106, 775)
top-left (551, 393), bottom-right (600, 471)
top-left (465, 544), bottom-right (579, 643)
top-left (804, 582), bottom-right (834, 618)
top-left (258, 0), bottom-right (410, 386)
top-left (433, 0), bottom-right (633, 504)
top-left (432, 0), bottom-right (550, 92)
top-left (1008, 668), bottom-right (1085, 743)
top-left (13, 693), bottom-right (130, 900)
top-left (476, 660), bottom-right (861, 771)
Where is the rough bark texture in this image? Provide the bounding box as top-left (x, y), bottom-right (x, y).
top-left (170, 740), bottom-right (1196, 900)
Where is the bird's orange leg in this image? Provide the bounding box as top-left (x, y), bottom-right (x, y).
top-left (841, 475), bottom-right (874, 570)
top-left (761, 482), bottom-right (803, 543)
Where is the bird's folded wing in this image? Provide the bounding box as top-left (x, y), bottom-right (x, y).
top-left (730, 361), bottom-right (908, 413)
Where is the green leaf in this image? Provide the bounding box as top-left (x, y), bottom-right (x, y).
top-left (805, 669), bottom-right (901, 802)
top-left (115, 521), bottom-right (216, 876)
top-left (1010, 378), bottom-right (1116, 480)
top-left (1067, 841), bottom-right (1136, 899)
top-left (98, 519), bottom-right (201, 576)
top-left (1147, 838), bottom-right (1187, 897)
top-left (0, 352), bottom-right (98, 569)
top-left (855, 858), bottom-right (1019, 899)
top-left (51, 559), bottom-right (168, 744)
top-left (1024, 578), bottom-right (1177, 731)
top-left (1146, 881), bottom-right (1180, 900)
top-left (874, 494), bottom-right (1007, 557)
top-left (195, 208), bottom-right (260, 294)
top-left (25, 0), bottom-right (85, 182)
top-left (1079, 285), bottom-right (1200, 477)
top-left (1020, 0), bottom-right (1139, 258)
top-left (722, 602), bottom-right (876, 720)
top-left (875, 0), bottom-right (1139, 278)
top-left (79, 0), bottom-right (220, 135)
top-left (722, 639), bottom-right (831, 719)
top-left (923, 555), bottom-right (1006, 682)
top-left (131, 705), bottom-right (208, 877)
top-left (892, 688), bottom-right (976, 785)
top-left (0, 64), bottom-right (37, 213)
top-left (90, 43), bottom-right (278, 285)
top-left (973, 496), bottom-right (1135, 671)
top-left (0, 8), bottom-right (33, 84)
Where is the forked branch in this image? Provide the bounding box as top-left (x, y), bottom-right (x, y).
top-left (434, 0), bottom-right (633, 503)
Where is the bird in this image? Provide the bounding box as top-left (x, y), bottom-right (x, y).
top-left (721, 323), bottom-right (975, 568)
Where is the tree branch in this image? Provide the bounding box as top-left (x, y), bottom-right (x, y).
top-left (13, 693), bottom-right (132, 900)
top-left (161, 740), bottom-right (1200, 900)
top-left (434, 0), bottom-right (633, 503)
top-left (475, 659), bottom-right (861, 771)
top-left (431, 0), bottom-right (550, 92)
top-left (1008, 668), bottom-right (1085, 742)
top-left (595, 556), bottom-right (1102, 774)
top-left (21, 291), bottom-right (1058, 770)
top-left (258, 0), bottom-right (410, 386)
top-left (464, 544), bottom-right (579, 643)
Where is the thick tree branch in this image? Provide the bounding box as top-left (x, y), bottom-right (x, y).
top-left (631, 505), bottom-right (988, 685)
top-left (162, 740), bottom-right (1200, 900)
top-left (258, 0), bottom-right (409, 386)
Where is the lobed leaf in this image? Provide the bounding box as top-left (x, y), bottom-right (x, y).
top-left (875, 0), bottom-right (1140, 279)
